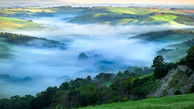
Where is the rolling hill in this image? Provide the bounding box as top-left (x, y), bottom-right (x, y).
top-left (0, 17), bottom-right (42, 30)
top-left (0, 7), bottom-right (194, 26)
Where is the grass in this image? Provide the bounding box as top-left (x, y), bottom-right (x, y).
top-left (104, 7), bottom-right (182, 15)
top-left (0, 17), bottom-right (42, 30)
top-left (151, 15), bottom-right (178, 24)
top-left (115, 18), bottom-right (133, 25)
top-left (70, 7), bottom-right (188, 25)
top-left (105, 7), bottom-right (150, 15)
top-left (0, 8), bottom-right (55, 15)
top-left (0, 7), bottom-right (190, 25)
top-left (138, 73), bottom-right (153, 79)
top-left (0, 7), bottom-right (85, 17)
top-left (80, 94), bottom-right (194, 109)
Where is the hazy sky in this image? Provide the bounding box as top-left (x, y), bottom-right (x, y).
top-left (1, 0), bottom-right (194, 5)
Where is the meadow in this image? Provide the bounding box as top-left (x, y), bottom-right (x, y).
top-left (80, 94), bottom-right (194, 109)
top-left (0, 17), bottom-right (42, 30)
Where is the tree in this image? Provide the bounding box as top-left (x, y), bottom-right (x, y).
top-left (152, 56), bottom-right (168, 79)
top-left (59, 82), bottom-right (69, 90)
top-left (184, 46), bottom-right (194, 70)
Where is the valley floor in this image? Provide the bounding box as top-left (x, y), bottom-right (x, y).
top-left (80, 94), bottom-right (194, 109)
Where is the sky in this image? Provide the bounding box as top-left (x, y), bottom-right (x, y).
top-left (0, 0), bottom-right (194, 5)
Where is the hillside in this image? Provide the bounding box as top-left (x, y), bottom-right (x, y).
top-left (132, 29), bottom-right (194, 62)
top-left (69, 7), bottom-right (194, 25)
top-left (0, 32), bottom-right (66, 59)
top-left (80, 94), bottom-right (194, 109)
top-left (0, 17), bottom-right (42, 30)
top-left (0, 7), bottom-right (194, 26)
top-left (0, 32), bottom-right (65, 48)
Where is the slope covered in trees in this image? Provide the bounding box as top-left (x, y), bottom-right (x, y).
top-left (0, 32), bottom-right (65, 49)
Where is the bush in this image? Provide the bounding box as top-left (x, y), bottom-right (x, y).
top-left (190, 85), bottom-right (194, 93)
top-left (175, 90), bottom-right (182, 95)
top-left (122, 96), bottom-right (129, 102)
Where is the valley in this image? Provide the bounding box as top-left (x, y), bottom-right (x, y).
top-left (0, 6), bottom-right (193, 99)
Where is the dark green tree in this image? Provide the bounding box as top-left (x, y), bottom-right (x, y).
top-left (152, 56), bottom-right (168, 79)
top-left (59, 82), bottom-right (69, 90)
top-left (184, 46), bottom-right (194, 70)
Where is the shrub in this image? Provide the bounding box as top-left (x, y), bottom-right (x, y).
top-left (122, 96), bottom-right (129, 102)
top-left (175, 90), bottom-right (182, 95)
top-left (190, 85), bottom-right (194, 93)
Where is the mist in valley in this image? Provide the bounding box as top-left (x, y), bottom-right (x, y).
top-left (0, 14), bottom-right (192, 98)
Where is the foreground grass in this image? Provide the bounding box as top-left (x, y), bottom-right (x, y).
top-left (80, 94), bottom-right (194, 109)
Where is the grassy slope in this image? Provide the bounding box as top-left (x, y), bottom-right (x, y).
top-left (0, 7), bottom-right (84, 17)
top-left (70, 7), bottom-right (191, 25)
top-left (105, 7), bottom-right (182, 15)
top-left (0, 8), bottom-right (55, 15)
top-left (0, 7), bottom-right (84, 30)
top-left (0, 7), bottom-right (192, 26)
top-left (0, 17), bottom-right (42, 30)
top-left (80, 94), bottom-right (194, 109)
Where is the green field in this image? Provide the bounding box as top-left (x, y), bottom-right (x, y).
top-left (0, 17), bottom-right (42, 30)
top-left (0, 7), bottom-right (84, 17)
top-left (105, 7), bottom-right (183, 15)
top-left (0, 7), bottom-right (193, 26)
top-left (0, 8), bottom-right (55, 15)
top-left (80, 94), bottom-right (194, 109)
top-left (70, 7), bottom-right (192, 25)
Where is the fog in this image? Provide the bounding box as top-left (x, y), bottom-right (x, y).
top-left (0, 14), bottom-right (191, 98)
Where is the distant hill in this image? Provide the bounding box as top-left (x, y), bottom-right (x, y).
top-left (132, 29), bottom-right (194, 62)
top-left (0, 17), bottom-right (43, 30)
top-left (0, 32), bottom-right (65, 48)
top-left (69, 7), bottom-right (194, 25)
top-left (0, 32), bottom-right (66, 59)
top-left (0, 7), bottom-right (194, 26)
